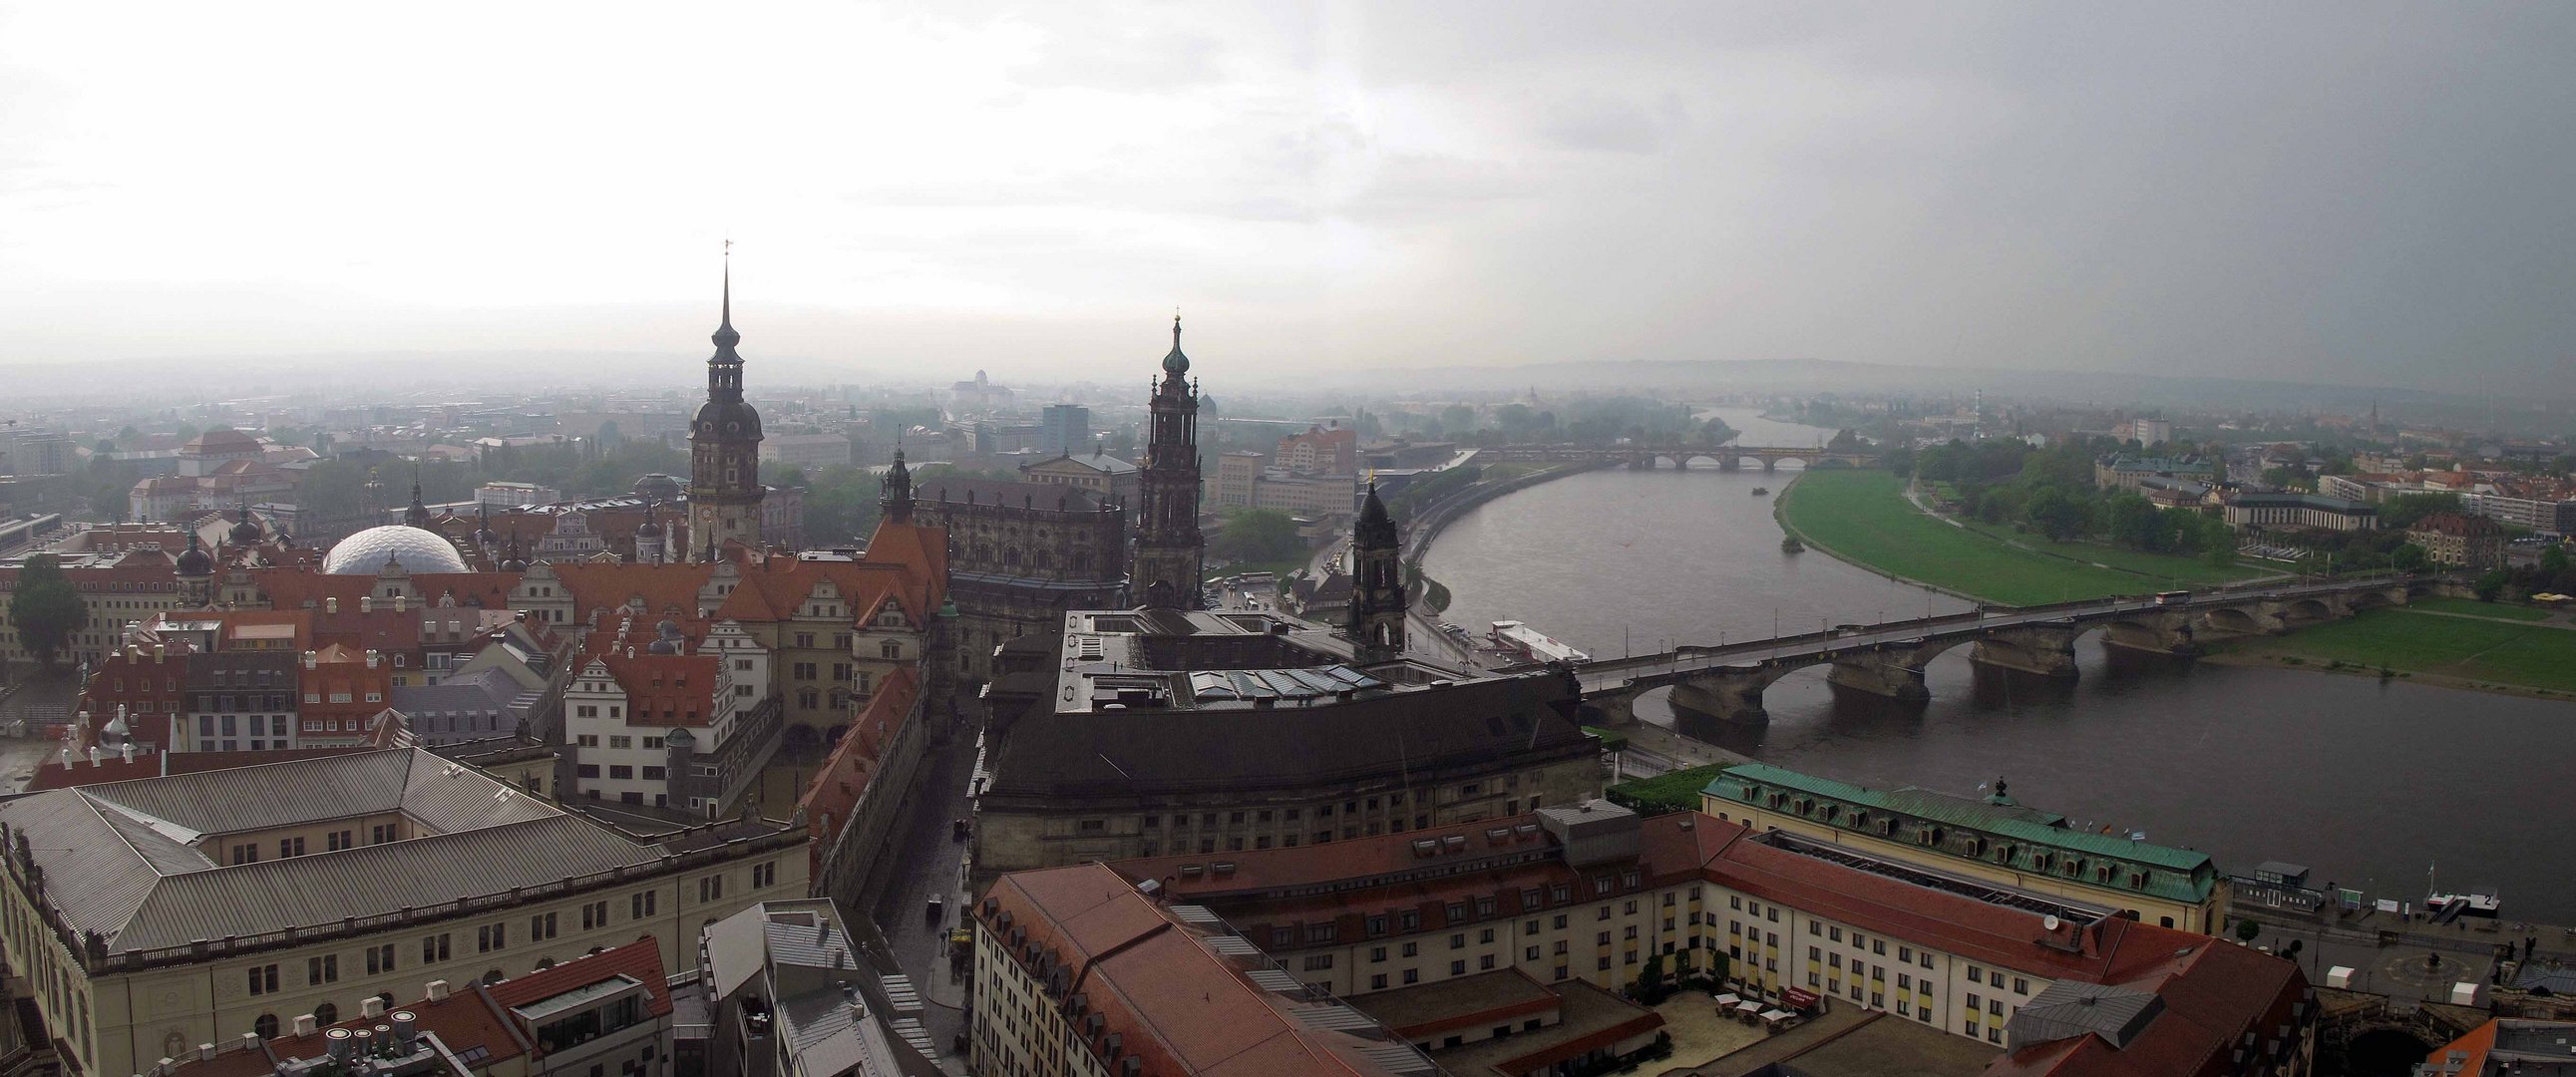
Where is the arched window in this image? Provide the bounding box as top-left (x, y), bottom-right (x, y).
top-left (482, 969), bottom-right (505, 985)
top-left (312, 1002), bottom-right (339, 1026)
top-left (254, 1014), bottom-right (280, 1040)
top-left (534, 957), bottom-right (555, 970)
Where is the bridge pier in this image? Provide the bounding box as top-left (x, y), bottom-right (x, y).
top-left (1824, 641), bottom-right (1952, 701)
top-left (1760, 458), bottom-right (1777, 473)
top-left (2097, 610), bottom-right (2198, 656)
top-left (1667, 664), bottom-right (1783, 724)
top-left (1972, 622), bottom-right (2082, 678)
top-left (1718, 455), bottom-right (1741, 472)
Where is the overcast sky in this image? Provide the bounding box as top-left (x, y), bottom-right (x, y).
top-left (2, 2), bottom-right (2569, 394)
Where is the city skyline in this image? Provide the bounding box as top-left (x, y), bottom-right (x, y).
top-left (3, 3), bottom-right (2572, 396)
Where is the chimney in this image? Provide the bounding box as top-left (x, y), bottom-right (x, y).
top-left (327, 597), bottom-right (339, 613)
top-left (360, 596), bottom-right (374, 613)
top-left (361, 996), bottom-right (387, 1019)
top-left (394, 594), bottom-right (407, 612)
top-left (154, 643), bottom-right (166, 663)
top-left (121, 742), bottom-right (135, 763)
top-left (324, 1028), bottom-right (353, 1062)
top-left (390, 1011), bottom-right (417, 1051)
top-left (304, 650), bottom-right (318, 669)
top-left (197, 1043), bottom-right (216, 1061)
top-left (87, 746), bottom-right (102, 767)
top-left (293, 1015), bottom-right (318, 1036)
top-left (365, 650), bottom-right (381, 669)
top-left (424, 979), bottom-right (451, 1001)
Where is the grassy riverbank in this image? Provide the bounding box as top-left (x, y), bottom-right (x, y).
top-left (1775, 470), bottom-right (2255, 605)
top-left (2208, 606), bottom-right (2576, 697)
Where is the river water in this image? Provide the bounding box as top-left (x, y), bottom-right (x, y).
top-left (1422, 409), bottom-right (2576, 923)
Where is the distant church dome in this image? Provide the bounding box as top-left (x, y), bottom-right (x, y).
top-left (322, 526), bottom-right (471, 575)
top-left (174, 534), bottom-right (214, 576)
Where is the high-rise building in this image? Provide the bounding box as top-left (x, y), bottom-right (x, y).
top-left (1131, 317), bottom-right (1204, 608)
top-left (1037, 403), bottom-right (1090, 457)
top-left (687, 263), bottom-right (765, 556)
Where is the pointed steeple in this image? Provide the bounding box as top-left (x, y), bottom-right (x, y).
top-left (1346, 478), bottom-right (1406, 662)
top-left (881, 447), bottom-right (914, 523)
top-left (404, 465), bottom-right (432, 530)
top-left (712, 254), bottom-right (741, 350)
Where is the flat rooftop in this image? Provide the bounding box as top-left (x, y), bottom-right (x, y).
top-left (1347, 968), bottom-right (1557, 1037)
top-left (1767, 1011), bottom-right (1997, 1077)
top-left (1425, 979), bottom-right (1658, 1077)
top-left (1050, 606), bottom-right (1477, 714)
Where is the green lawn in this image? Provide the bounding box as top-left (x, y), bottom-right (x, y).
top-left (2220, 608), bottom-right (2576, 694)
top-left (2401, 596), bottom-right (2553, 622)
top-left (1777, 471), bottom-right (2231, 605)
top-left (1607, 763), bottom-right (1730, 815)
top-left (1950, 517), bottom-right (2272, 584)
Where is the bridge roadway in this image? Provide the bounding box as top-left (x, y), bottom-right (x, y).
top-left (1531, 573), bottom-right (2441, 723)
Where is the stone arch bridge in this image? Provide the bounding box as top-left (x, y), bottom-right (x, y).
top-left (1566, 576), bottom-right (2442, 724)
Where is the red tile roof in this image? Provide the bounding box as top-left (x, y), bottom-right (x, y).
top-left (797, 667), bottom-right (921, 876)
top-left (983, 864), bottom-right (1414, 1076)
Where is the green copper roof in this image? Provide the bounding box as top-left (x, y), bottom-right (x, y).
top-left (1705, 763), bottom-right (2216, 903)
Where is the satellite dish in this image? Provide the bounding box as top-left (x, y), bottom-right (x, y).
top-left (2043, 914), bottom-right (2061, 932)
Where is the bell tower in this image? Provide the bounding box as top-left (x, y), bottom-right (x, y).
top-left (687, 255), bottom-right (766, 556)
top-left (1345, 482), bottom-right (1407, 662)
top-left (1132, 316), bottom-right (1204, 608)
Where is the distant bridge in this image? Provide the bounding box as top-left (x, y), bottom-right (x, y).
top-left (1537, 575), bottom-right (2445, 723)
top-left (1473, 444), bottom-right (1880, 471)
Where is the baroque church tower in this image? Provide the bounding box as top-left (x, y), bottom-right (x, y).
top-left (688, 260), bottom-right (766, 557)
top-left (1345, 481), bottom-right (1407, 663)
top-left (1132, 316), bottom-right (1204, 608)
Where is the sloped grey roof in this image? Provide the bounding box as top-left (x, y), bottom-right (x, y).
top-left (0, 748), bottom-right (649, 954)
top-left (115, 816), bottom-right (656, 952)
top-left (2005, 979), bottom-right (2165, 1050)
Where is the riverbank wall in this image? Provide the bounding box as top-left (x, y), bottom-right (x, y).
top-left (1401, 460), bottom-right (1613, 568)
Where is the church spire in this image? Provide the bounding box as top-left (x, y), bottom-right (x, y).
top-left (404, 464), bottom-right (432, 530)
top-left (881, 447), bottom-right (914, 524)
top-left (712, 251), bottom-right (740, 350)
top-left (1345, 479), bottom-right (1406, 663)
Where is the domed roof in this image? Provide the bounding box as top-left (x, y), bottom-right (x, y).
top-left (174, 534), bottom-right (214, 576)
top-left (227, 507), bottom-right (262, 545)
top-left (321, 526), bottom-right (471, 575)
top-left (1162, 315), bottom-right (1190, 375)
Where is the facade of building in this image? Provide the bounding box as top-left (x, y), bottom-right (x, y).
top-left (158, 941), bottom-right (676, 1077)
top-left (2223, 492), bottom-right (2379, 532)
top-left (971, 607), bottom-right (1601, 885)
top-left (898, 468), bottom-right (1126, 683)
top-left (1036, 404), bottom-right (1090, 458)
top-left (1211, 451), bottom-right (1264, 510)
top-left (0, 748), bottom-right (810, 1077)
top-left (560, 616), bottom-right (782, 817)
top-left (1131, 318), bottom-right (1205, 609)
top-left (1017, 451), bottom-right (1139, 506)
top-left (758, 433), bottom-right (853, 472)
top-left (1277, 424), bottom-right (1359, 475)
top-left (2406, 512), bottom-right (2506, 570)
top-left (1252, 471), bottom-right (1358, 520)
top-left (1700, 764), bottom-right (2228, 934)
top-left (1094, 803), bottom-right (2314, 1077)
top-left (2461, 491), bottom-right (2576, 537)
top-left (971, 863), bottom-right (1438, 1077)
top-left (2094, 456), bottom-right (2216, 493)
top-left (688, 268), bottom-right (767, 554)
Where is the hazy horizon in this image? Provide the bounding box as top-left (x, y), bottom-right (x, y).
top-left (4, 3), bottom-right (2571, 396)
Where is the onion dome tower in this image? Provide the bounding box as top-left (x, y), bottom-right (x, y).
top-left (880, 448), bottom-right (914, 524)
top-left (175, 532), bottom-right (215, 607)
top-left (1132, 315), bottom-right (1205, 609)
top-left (634, 498), bottom-right (667, 564)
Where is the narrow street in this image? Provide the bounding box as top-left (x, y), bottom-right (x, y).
top-left (862, 710), bottom-right (983, 1073)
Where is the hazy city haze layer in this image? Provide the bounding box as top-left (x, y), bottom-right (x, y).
top-left (2, 2), bottom-right (2570, 394)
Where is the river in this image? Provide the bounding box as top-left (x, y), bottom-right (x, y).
top-left (1422, 408), bottom-right (2576, 923)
